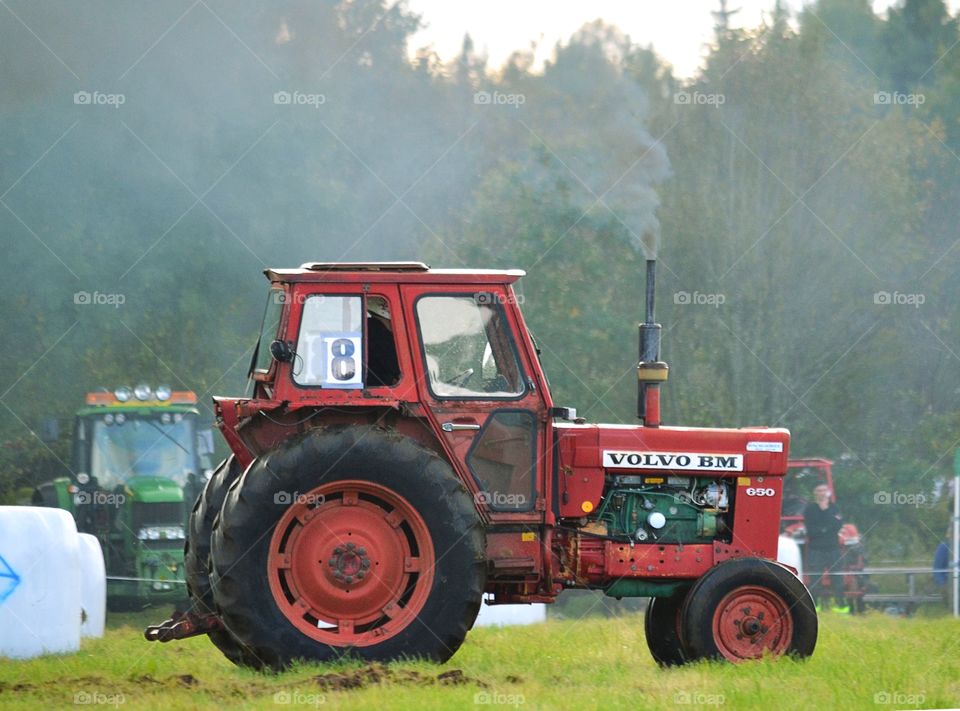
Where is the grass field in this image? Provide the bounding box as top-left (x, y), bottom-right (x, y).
top-left (2, 610), bottom-right (959, 710)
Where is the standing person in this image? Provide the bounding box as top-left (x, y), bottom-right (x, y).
top-left (803, 483), bottom-right (843, 609)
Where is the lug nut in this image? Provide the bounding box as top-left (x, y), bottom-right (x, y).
top-left (344, 575), bottom-right (354, 584)
top-left (357, 547), bottom-right (366, 556)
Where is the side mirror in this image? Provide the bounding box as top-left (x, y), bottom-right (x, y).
top-left (270, 339), bottom-right (294, 363)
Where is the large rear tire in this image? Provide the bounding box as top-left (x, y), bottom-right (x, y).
top-left (644, 593), bottom-right (689, 667)
top-left (209, 426), bottom-right (486, 670)
top-left (681, 558), bottom-right (818, 662)
top-left (183, 456), bottom-right (257, 665)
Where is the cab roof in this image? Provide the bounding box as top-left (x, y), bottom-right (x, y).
top-left (264, 262), bottom-right (526, 285)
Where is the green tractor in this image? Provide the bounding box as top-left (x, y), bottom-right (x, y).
top-left (32, 384), bottom-right (214, 609)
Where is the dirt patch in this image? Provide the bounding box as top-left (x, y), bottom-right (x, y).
top-left (1, 676), bottom-right (109, 695)
top-left (174, 674), bottom-right (198, 687)
top-left (131, 674), bottom-right (162, 685)
top-left (0, 682), bottom-right (35, 694)
top-left (310, 664), bottom-right (487, 692)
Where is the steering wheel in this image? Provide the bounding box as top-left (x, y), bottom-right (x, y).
top-left (449, 368), bottom-right (475, 388)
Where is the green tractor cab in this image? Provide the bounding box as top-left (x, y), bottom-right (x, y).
top-left (32, 384), bottom-right (214, 610)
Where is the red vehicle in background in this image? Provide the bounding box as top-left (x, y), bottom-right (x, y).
top-left (782, 458), bottom-right (866, 612)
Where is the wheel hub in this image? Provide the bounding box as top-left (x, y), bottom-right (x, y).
top-left (327, 542), bottom-right (372, 586)
top-left (712, 586), bottom-right (792, 660)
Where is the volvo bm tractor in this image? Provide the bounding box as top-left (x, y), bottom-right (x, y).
top-left (33, 385), bottom-right (213, 608)
top-left (147, 261), bottom-right (817, 668)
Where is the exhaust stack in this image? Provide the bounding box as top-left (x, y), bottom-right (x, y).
top-left (637, 259), bottom-right (668, 426)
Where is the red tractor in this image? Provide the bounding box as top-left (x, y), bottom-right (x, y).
top-left (147, 260), bottom-right (817, 668)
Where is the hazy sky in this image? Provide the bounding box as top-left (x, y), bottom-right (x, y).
top-left (406, 0), bottom-right (960, 77)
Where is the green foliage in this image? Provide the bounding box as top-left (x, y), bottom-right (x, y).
top-left (2, 0), bottom-right (960, 564)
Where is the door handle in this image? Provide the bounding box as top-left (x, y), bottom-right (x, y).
top-left (441, 422), bottom-right (481, 432)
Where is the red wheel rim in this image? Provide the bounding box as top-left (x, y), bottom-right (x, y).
top-left (267, 480), bottom-right (435, 646)
top-left (710, 585), bottom-right (793, 661)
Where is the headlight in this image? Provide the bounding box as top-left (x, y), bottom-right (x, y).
top-left (114, 413), bottom-right (126, 425)
top-left (155, 385), bottom-right (172, 401)
top-left (137, 525), bottom-right (185, 541)
top-left (104, 413), bottom-right (114, 425)
top-left (134, 383), bottom-right (152, 401)
top-left (114, 386), bottom-right (132, 402)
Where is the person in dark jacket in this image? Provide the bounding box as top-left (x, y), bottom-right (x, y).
top-left (803, 483), bottom-right (843, 608)
top-left (933, 527), bottom-right (951, 587)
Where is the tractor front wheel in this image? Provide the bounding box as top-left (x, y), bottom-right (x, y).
top-left (209, 426), bottom-right (486, 670)
top-left (644, 593), bottom-right (689, 666)
top-left (681, 558), bottom-right (817, 662)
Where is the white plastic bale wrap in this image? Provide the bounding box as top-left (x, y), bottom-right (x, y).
top-left (777, 534), bottom-right (804, 580)
top-left (474, 595), bottom-right (547, 627)
top-left (77, 533), bottom-right (106, 638)
top-left (0, 506), bottom-right (82, 658)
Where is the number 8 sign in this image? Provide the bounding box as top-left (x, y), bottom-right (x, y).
top-left (320, 332), bottom-right (363, 388)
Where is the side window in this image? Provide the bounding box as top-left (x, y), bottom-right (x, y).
top-left (253, 289), bottom-right (284, 373)
top-left (416, 295), bottom-right (525, 398)
top-left (467, 411), bottom-right (537, 511)
top-left (293, 296), bottom-right (363, 387)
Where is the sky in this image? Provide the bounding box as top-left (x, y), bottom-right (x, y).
top-left (405, 0), bottom-right (960, 78)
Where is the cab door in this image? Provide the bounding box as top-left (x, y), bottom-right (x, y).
top-left (402, 286), bottom-right (548, 524)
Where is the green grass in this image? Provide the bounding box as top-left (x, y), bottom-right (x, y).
top-left (2, 611), bottom-right (959, 710)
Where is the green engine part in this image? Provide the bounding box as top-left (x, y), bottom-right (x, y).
top-left (604, 579), bottom-right (689, 598)
top-left (596, 477), bottom-right (723, 543)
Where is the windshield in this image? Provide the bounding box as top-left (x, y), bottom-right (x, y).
top-left (782, 466), bottom-right (825, 517)
top-left (416, 295), bottom-right (525, 398)
top-left (90, 414), bottom-right (197, 489)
